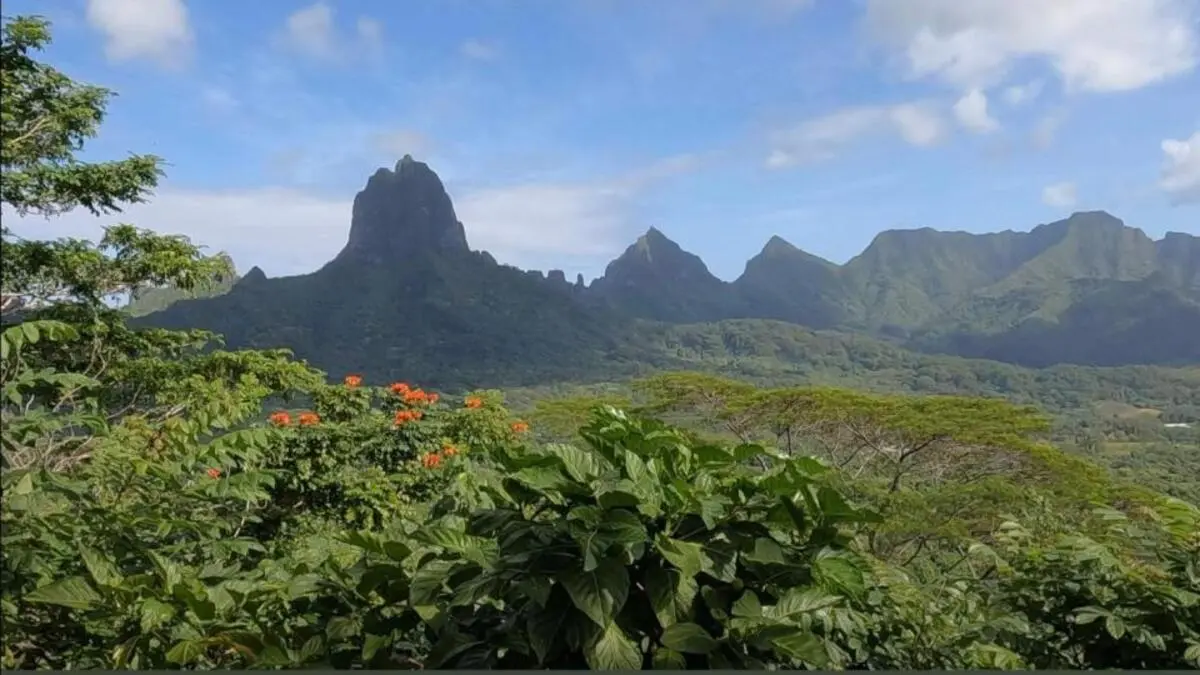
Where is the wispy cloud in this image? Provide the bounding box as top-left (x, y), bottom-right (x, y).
top-left (84, 0), bottom-right (193, 69)
top-left (767, 101), bottom-right (948, 168)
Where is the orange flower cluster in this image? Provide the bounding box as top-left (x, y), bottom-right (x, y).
top-left (344, 374), bottom-right (363, 389)
top-left (394, 409), bottom-right (424, 426)
top-left (298, 412), bottom-right (320, 426)
top-left (391, 382), bottom-right (440, 405)
top-left (421, 442), bottom-right (460, 469)
top-left (206, 467), bottom-right (222, 479)
top-left (464, 396), bottom-right (483, 409)
top-left (511, 421), bottom-right (530, 434)
top-left (269, 411), bottom-right (292, 427)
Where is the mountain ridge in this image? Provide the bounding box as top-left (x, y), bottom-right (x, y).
top-left (133, 158), bottom-right (1200, 375)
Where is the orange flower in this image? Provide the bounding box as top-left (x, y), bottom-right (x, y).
top-left (511, 421), bottom-right (530, 434)
top-left (442, 443), bottom-right (459, 457)
top-left (206, 467), bottom-right (222, 479)
top-left (298, 412), bottom-right (320, 426)
top-left (344, 374), bottom-right (363, 388)
top-left (269, 411), bottom-right (292, 427)
top-left (421, 452), bottom-right (443, 469)
top-left (394, 409), bottom-right (423, 426)
top-left (428, 393), bottom-right (440, 404)
top-left (390, 382), bottom-right (410, 395)
top-left (404, 388), bottom-right (429, 404)
top-left (464, 396), bottom-right (483, 409)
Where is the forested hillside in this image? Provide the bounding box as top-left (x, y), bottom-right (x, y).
top-left (2, 16), bottom-right (1199, 672)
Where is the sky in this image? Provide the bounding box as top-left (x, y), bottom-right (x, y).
top-left (5, 0), bottom-right (1200, 282)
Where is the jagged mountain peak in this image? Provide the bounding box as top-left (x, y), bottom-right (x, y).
top-left (240, 266), bottom-right (267, 284)
top-left (336, 157), bottom-right (470, 265)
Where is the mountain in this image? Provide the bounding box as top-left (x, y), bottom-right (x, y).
top-left (905, 213), bottom-right (1200, 366)
top-left (135, 157), bottom-right (1200, 378)
top-left (140, 156), bottom-right (652, 387)
top-left (590, 227), bottom-right (734, 322)
top-left (729, 236), bottom-right (846, 329)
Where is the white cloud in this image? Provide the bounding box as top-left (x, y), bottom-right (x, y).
top-left (952, 88), bottom-right (1000, 133)
top-left (85, 0), bottom-right (192, 68)
top-left (767, 101), bottom-right (947, 167)
top-left (5, 188), bottom-right (351, 278)
top-left (460, 39), bottom-right (500, 61)
top-left (1042, 181), bottom-right (1078, 208)
top-left (864, 0), bottom-right (1198, 92)
top-left (279, 2), bottom-right (383, 63)
top-left (457, 185), bottom-right (631, 261)
top-left (1160, 131), bottom-right (1200, 204)
top-left (1003, 80), bottom-right (1044, 106)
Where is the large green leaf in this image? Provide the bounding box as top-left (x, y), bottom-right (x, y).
top-left (527, 605), bottom-right (565, 665)
top-left (165, 639), bottom-right (207, 665)
top-left (139, 598), bottom-right (177, 633)
top-left (25, 576), bottom-right (102, 610)
top-left (584, 621), bottom-right (642, 670)
top-left (652, 647), bottom-right (687, 670)
top-left (770, 629), bottom-right (829, 666)
top-left (656, 536), bottom-right (705, 578)
top-left (660, 622), bottom-right (719, 654)
top-left (547, 443), bottom-right (609, 484)
top-left (771, 587), bottom-right (843, 618)
top-left (645, 565), bottom-right (698, 628)
top-left (559, 558), bottom-right (630, 627)
top-left (79, 545), bottom-right (123, 587)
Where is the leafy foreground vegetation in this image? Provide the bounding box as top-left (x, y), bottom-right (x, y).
top-left (3, 15), bottom-right (1200, 670)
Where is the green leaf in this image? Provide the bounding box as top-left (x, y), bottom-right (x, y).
top-left (527, 606), bottom-right (564, 665)
top-left (79, 545), bottom-right (123, 587)
top-left (661, 622), bottom-right (719, 654)
top-left (362, 633), bottom-right (389, 661)
top-left (656, 536), bottom-right (705, 578)
top-left (1104, 615), bottom-right (1126, 639)
top-left (732, 590), bottom-right (762, 618)
top-left (813, 552), bottom-right (866, 599)
top-left (773, 587), bottom-right (842, 618)
top-left (559, 558), bottom-right (631, 627)
top-left (410, 560), bottom-right (455, 605)
top-left (733, 443), bottom-right (768, 463)
top-left (652, 647), bottom-right (687, 670)
top-left (326, 616), bottom-right (362, 641)
top-left (645, 565), bottom-right (698, 628)
top-left (165, 639), bottom-right (206, 665)
top-left (584, 621), bottom-right (642, 670)
top-left (771, 629), bottom-right (828, 666)
top-left (25, 576), bottom-right (102, 610)
top-left (816, 486), bottom-right (881, 524)
top-left (12, 472), bottom-right (33, 495)
top-left (1072, 606), bottom-right (1110, 625)
top-left (548, 443), bottom-right (608, 484)
top-left (299, 635), bottom-right (326, 663)
top-left (139, 598), bottom-right (177, 633)
top-left (744, 537), bottom-right (786, 565)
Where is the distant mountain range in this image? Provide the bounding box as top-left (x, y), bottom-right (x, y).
top-left (134, 156), bottom-right (1200, 387)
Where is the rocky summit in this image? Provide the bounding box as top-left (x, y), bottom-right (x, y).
top-left (334, 155), bottom-right (470, 266)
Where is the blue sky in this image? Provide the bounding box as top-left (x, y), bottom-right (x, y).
top-left (6, 0), bottom-right (1200, 281)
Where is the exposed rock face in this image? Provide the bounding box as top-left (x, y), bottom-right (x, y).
top-left (335, 155), bottom-right (469, 265)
